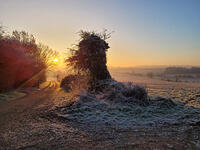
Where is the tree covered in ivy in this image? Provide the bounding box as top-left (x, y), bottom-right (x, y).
top-left (66, 30), bottom-right (112, 90)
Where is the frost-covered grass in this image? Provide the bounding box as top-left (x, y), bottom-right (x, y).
top-left (148, 87), bottom-right (200, 108)
top-left (54, 80), bottom-right (200, 129)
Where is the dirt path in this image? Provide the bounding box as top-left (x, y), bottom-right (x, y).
top-left (0, 81), bottom-right (62, 149)
top-left (0, 81), bottom-right (199, 150)
top-left (0, 82), bottom-right (55, 127)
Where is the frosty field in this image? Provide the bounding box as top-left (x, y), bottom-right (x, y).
top-left (111, 72), bottom-right (200, 108)
top-left (52, 72), bottom-right (200, 149)
top-left (1, 76), bottom-right (200, 149)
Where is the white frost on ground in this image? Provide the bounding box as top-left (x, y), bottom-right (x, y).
top-left (55, 80), bottom-right (200, 129)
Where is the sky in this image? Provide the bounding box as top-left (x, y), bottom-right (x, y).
top-left (0, 0), bottom-right (200, 67)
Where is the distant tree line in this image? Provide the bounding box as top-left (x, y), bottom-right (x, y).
top-left (164, 67), bottom-right (200, 74)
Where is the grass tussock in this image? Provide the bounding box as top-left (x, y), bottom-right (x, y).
top-left (61, 77), bottom-right (149, 106)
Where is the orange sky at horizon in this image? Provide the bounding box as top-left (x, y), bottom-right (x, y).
top-left (1, 0), bottom-right (200, 67)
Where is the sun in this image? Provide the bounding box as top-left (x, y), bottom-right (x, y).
top-left (53, 58), bottom-right (58, 62)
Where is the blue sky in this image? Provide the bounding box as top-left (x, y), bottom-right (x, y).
top-left (0, 0), bottom-right (200, 67)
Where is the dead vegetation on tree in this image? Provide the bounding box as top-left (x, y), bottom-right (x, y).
top-left (64, 30), bottom-right (111, 91)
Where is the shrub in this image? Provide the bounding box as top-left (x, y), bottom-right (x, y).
top-left (66, 30), bottom-right (111, 90)
top-left (60, 74), bottom-right (87, 92)
top-left (0, 27), bottom-right (58, 91)
top-left (60, 75), bottom-right (77, 91)
top-left (97, 80), bottom-right (149, 106)
top-left (122, 83), bottom-right (148, 100)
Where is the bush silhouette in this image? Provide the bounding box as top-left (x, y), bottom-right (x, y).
top-left (60, 75), bottom-right (79, 92)
top-left (0, 27), bottom-right (58, 91)
top-left (66, 30), bottom-right (111, 90)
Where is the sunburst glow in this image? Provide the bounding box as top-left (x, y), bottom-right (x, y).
top-left (53, 58), bottom-right (58, 62)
